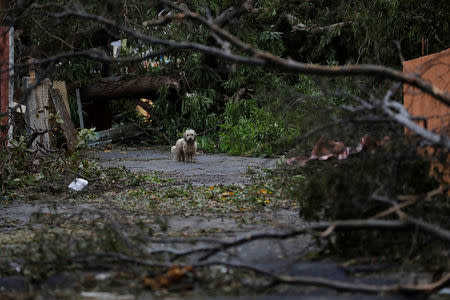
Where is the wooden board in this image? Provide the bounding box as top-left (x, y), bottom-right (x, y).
top-left (52, 81), bottom-right (70, 117)
top-left (49, 88), bottom-right (77, 150)
top-left (23, 77), bottom-right (52, 149)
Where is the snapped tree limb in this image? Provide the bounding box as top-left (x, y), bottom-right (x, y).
top-left (14, 1), bottom-right (447, 107)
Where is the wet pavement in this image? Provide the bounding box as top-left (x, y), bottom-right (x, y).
top-left (0, 149), bottom-right (432, 299)
top-left (98, 149), bottom-right (277, 186)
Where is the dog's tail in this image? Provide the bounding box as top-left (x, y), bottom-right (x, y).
top-left (171, 146), bottom-right (176, 154)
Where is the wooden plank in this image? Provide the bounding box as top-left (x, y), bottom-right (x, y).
top-left (75, 88), bottom-right (84, 128)
top-left (52, 81), bottom-right (70, 117)
top-left (23, 77), bottom-right (52, 149)
top-left (49, 88), bottom-right (77, 151)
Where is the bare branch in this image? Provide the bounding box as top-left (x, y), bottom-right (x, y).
top-left (381, 83), bottom-right (450, 147)
top-left (196, 219), bottom-right (450, 261)
top-left (161, 0), bottom-right (450, 106)
top-left (15, 1), bottom-right (447, 107)
top-left (213, 0), bottom-right (255, 27)
top-left (61, 252), bottom-right (450, 294)
top-left (407, 217), bottom-right (450, 242)
top-left (304, 22), bottom-right (351, 35)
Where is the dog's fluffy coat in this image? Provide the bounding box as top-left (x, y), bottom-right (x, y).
top-left (171, 129), bottom-right (197, 162)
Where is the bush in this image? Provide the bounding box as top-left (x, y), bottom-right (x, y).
top-left (286, 145), bottom-right (439, 221)
top-left (272, 140), bottom-right (448, 259)
top-left (218, 100), bottom-right (291, 156)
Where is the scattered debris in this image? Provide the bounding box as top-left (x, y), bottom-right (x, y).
top-left (68, 178), bottom-right (88, 191)
top-left (49, 87), bottom-right (77, 150)
top-left (80, 291), bottom-right (134, 300)
top-left (440, 288), bottom-right (450, 295)
top-left (87, 124), bottom-right (143, 146)
top-left (142, 265), bottom-right (194, 290)
top-left (287, 134), bottom-right (390, 166)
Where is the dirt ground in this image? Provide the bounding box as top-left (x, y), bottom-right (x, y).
top-left (0, 148), bottom-right (426, 299)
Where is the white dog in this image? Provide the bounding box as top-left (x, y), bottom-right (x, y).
top-left (171, 129), bottom-right (197, 162)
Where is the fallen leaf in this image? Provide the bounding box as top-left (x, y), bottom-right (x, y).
top-left (143, 276), bottom-right (170, 290)
top-left (311, 135), bottom-right (346, 160)
top-left (143, 265), bottom-right (193, 290)
top-left (220, 191), bottom-right (234, 197)
top-left (286, 156), bottom-right (309, 166)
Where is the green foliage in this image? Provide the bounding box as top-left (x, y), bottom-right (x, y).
top-left (76, 128), bottom-right (97, 149)
top-left (181, 91), bottom-right (218, 129)
top-left (56, 60), bottom-right (103, 86)
top-left (104, 166), bottom-right (164, 187)
top-left (345, 0), bottom-right (450, 64)
top-left (218, 101), bottom-right (290, 156)
top-left (1, 136), bottom-right (34, 190)
top-left (1, 129), bottom-right (103, 195)
top-left (191, 65), bottom-right (222, 89)
top-left (258, 29), bottom-right (285, 56)
top-left (150, 88), bottom-right (220, 143)
top-left (110, 99), bottom-right (143, 127)
top-left (281, 144), bottom-right (440, 221)
top-left (197, 71), bottom-right (348, 157)
top-left (270, 140), bottom-right (448, 259)
top-left (196, 134), bottom-right (218, 152)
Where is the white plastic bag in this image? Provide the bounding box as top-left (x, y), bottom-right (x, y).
top-left (68, 178), bottom-right (88, 191)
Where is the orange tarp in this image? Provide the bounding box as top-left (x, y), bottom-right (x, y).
top-left (403, 48), bottom-right (450, 134)
top-left (403, 49), bottom-right (450, 186)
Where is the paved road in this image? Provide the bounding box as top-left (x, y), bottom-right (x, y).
top-left (98, 149), bottom-right (277, 185)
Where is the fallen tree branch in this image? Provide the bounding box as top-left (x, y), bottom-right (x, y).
top-left (381, 83), bottom-right (450, 147)
top-left (161, 0), bottom-right (450, 106)
top-left (407, 217), bottom-right (450, 242)
top-left (270, 270), bottom-right (450, 294)
top-left (370, 186), bottom-right (446, 220)
top-left (213, 0), bottom-right (255, 27)
top-left (80, 75), bottom-right (179, 101)
top-left (194, 219), bottom-right (450, 261)
top-left (13, 1), bottom-right (448, 107)
top-left (370, 199), bottom-right (416, 220)
top-left (60, 252), bottom-right (450, 294)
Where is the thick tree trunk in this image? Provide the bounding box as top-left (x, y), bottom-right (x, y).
top-left (80, 75), bottom-right (179, 101)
